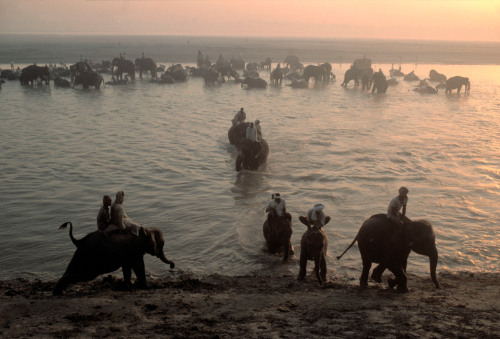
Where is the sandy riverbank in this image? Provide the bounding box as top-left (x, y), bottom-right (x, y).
top-left (0, 271), bottom-right (498, 338)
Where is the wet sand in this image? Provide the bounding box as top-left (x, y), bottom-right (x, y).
top-left (1, 271), bottom-right (498, 338)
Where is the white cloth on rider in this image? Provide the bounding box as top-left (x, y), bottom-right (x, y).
top-left (246, 124), bottom-right (258, 142)
top-left (267, 198), bottom-right (286, 217)
top-left (387, 195), bottom-right (408, 219)
top-left (254, 120), bottom-right (262, 142)
top-left (110, 201), bottom-right (140, 236)
top-left (307, 204), bottom-right (326, 225)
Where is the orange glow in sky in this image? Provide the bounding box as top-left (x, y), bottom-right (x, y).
top-left (0, 0), bottom-right (499, 42)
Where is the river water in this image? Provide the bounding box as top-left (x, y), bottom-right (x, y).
top-left (0, 35), bottom-right (499, 282)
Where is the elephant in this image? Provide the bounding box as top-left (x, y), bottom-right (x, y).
top-left (319, 63), bottom-right (333, 82)
top-left (336, 214), bottom-right (439, 292)
top-left (203, 69), bottom-right (220, 85)
top-left (19, 65), bottom-right (51, 86)
top-left (164, 64), bottom-right (188, 82)
top-left (414, 80), bottom-right (438, 94)
top-left (228, 121), bottom-right (250, 145)
top-left (371, 71), bottom-right (388, 94)
top-left (302, 65), bottom-right (326, 84)
top-left (111, 57), bottom-right (136, 81)
top-left (270, 66), bottom-right (283, 85)
top-left (218, 65), bottom-right (239, 80)
top-left (1, 69), bottom-right (20, 80)
top-left (297, 217), bottom-right (330, 285)
top-left (341, 67), bottom-right (360, 87)
top-left (53, 77), bottom-right (71, 88)
top-left (135, 57), bottom-right (157, 79)
top-left (241, 77), bottom-right (267, 89)
top-left (74, 71), bottom-right (104, 89)
top-left (403, 71), bottom-right (419, 81)
top-left (429, 69), bottom-right (447, 82)
top-left (286, 79), bottom-right (308, 89)
top-left (197, 50), bottom-right (211, 69)
top-left (235, 138), bottom-right (269, 171)
top-left (158, 74), bottom-right (175, 84)
top-left (445, 76), bottom-right (470, 94)
top-left (70, 61), bottom-right (92, 83)
top-left (53, 222), bottom-right (175, 295)
top-left (262, 213), bottom-right (294, 262)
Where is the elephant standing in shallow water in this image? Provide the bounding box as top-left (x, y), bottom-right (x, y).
top-left (298, 217), bottom-right (330, 285)
top-left (53, 222), bottom-right (175, 295)
top-left (74, 71), bottom-right (104, 89)
top-left (337, 214), bottom-right (439, 292)
top-left (263, 214), bottom-right (294, 262)
top-left (302, 65), bottom-right (326, 84)
top-left (135, 57), bottom-right (157, 79)
top-left (112, 57), bottom-right (136, 81)
top-left (445, 76), bottom-right (470, 94)
top-left (235, 138), bottom-right (269, 171)
top-left (19, 65), bottom-right (51, 86)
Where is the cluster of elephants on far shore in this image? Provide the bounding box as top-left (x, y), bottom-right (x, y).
top-left (52, 109), bottom-right (440, 296)
top-left (1, 51), bottom-right (470, 95)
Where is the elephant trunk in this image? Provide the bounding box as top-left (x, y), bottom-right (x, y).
top-left (429, 247), bottom-right (440, 288)
top-left (159, 251), bottom-right (175, 269)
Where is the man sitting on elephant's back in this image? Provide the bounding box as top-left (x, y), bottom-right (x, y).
top-left (300, 203), bottom-right (331, 229)
top-left (232, 107), bottom-right (246, 126)
top-left (97, 194), bottom-right (112, 231)
top-left (266, 193), bottom-right (290, 227)
top-left (109, 191), bottom-right (140, 236)
top-left (387, 187), bottom-right (410, 236)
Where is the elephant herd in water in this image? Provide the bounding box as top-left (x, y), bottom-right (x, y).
top-left (52, 103), bottom-right (440, 296)
top-left (2, 51), bottom-right (469, 95)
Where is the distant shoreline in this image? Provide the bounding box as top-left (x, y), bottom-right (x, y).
top-left (1, 34), bottom-right (499, 65)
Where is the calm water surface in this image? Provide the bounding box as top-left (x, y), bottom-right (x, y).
top-left (0, 36), bottom-right (499, 282)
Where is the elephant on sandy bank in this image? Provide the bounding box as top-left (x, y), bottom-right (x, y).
top-left (235, 138), bottom-right (269, 171)
top-left (263, 213), bottom-right (294, 262)
top-left (297, 217), bottom-right (330, 285)
top-left (53, 222), bottom-right (175, 295)
top-left (445, 76), bottom-right (470, 94)
top-left (337, 214), bottom-right (439, 292)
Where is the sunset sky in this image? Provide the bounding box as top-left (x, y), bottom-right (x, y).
top-left (0, 0), bottom-right (499, 42)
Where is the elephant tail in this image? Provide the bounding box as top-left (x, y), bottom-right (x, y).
top-left (59, 221), bottom-right (81, 247)
top-left (336, 235), bottom-right (358, 260)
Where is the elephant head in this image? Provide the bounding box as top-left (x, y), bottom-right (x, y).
top-left (143, 227), bottom-right (175, 268)
top-left (297, 218), bottom-right (330, 285)
top-left (407, 220), bottom-right (439, 288)
top-left (262, 214), bottom-right (293, 262)
top-left (235, 139), bottom-right (269, 171)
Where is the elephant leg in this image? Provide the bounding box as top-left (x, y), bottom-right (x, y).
top-left (132, 259), bottom-right (147, 288)
top-left (388, 264), bottom-right (408, 293)
top-left (53, 270), bottom-right (100, 295)
top-left (282, 241), bottom-right (290, 262)
top-left (298, 252), bottom-right (307, 281)
top-left (122, 265), bottom-right (133, 288)
top-left (360, 259), bottom-right (372, 289)
top-left (371, 264), bottom-right (385, 283)
top-left (289, 243), bottom-right (294, 255)
top-left (320, 255), bottom-right (327, 283)
top-left (314, 257), bottom-right (322, 285)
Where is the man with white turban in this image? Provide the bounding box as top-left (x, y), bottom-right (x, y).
top-left (109, 191), bottom-right (140, 236)
top-left (299, 203), bottom-right (331, 228)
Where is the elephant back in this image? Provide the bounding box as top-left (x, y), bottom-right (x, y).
top-left (228, 122), bottom-right (250, 145)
